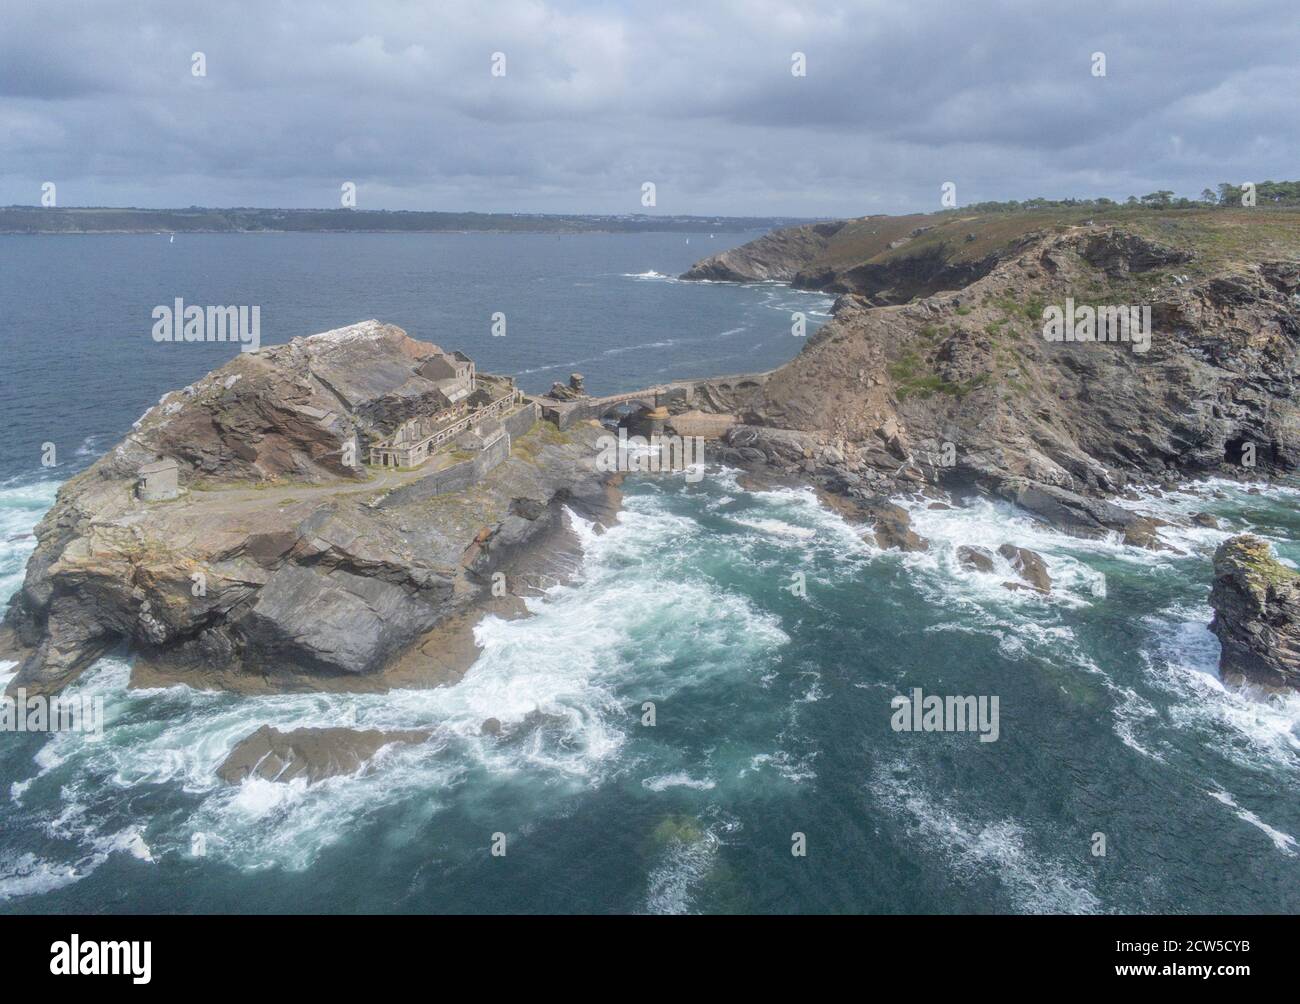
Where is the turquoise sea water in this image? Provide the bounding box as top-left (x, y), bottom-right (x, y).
top-left (1, 235), bottom-right (1298, 913)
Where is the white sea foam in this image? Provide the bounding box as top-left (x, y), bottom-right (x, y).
top-left (0, 480), bottom-right (59, 597)
top-left (1142, 602), bottom-right (1300, 771)
top-left (730, 517), bottom-right (818, 541)
top-left (3, 494), bottom-right (790, 880)
top-left (1207, 788), bottom-right (1297, 856)
top-left (870, 763), bottom-right (1101, 914)
top-left (642, 825), bottom-right (721, 915)
top-left (642, 772), bottom-right (716, 792)
top-left (744, 750), bottom-right (818, 784)
top-left (0, 852), bottom-right (85, 901)
top-left (903, 496), bottom-right (1111, 601)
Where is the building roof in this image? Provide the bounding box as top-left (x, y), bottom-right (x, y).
top-left (436, 379), bottom-right (470, 404)
top-left (138, 458), bottom-right (179, 474)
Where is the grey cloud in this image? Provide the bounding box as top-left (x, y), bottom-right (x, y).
top-left (0, 0), bottom-right (1295, 215)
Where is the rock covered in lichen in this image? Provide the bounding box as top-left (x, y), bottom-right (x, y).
top-left (1209, 534), bottom-right (1300, 690)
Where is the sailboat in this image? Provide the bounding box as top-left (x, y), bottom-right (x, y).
top-left (169, 233), bottom-right (174, 244)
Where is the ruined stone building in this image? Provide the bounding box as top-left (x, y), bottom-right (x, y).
top-left (368, 350), bottom-right (524, 468)
top-left (137, 457), bottom-right (179, 501)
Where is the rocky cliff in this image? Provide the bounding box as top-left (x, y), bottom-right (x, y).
top-left (1210, 535), bottom-right (1300, 690)
top-left (2, 321), bottom-right (613, 696)
top-left (683, 208), bottom-right (1300, 687)
top-left (683, 210), bottom-right (1300, 539)
top-left (680, 221), bottom-right (847, 282)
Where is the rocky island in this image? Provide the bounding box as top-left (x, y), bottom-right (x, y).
top-left (1, 321), bottom-right (616, 697)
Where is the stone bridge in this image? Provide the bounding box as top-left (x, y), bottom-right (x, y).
top-left (536, 370), bottom-right (775, 430)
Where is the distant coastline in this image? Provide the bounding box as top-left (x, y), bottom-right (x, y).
top-left (0, 206), bottom-right (814, 236)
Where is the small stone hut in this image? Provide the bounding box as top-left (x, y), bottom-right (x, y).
top-left (137, 458), bottom-right (179, 501)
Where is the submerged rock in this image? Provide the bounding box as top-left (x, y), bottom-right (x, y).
top-left (997, 544), bottom-right (1052, 593)
top-left (216, 725), bottom-right (431, 785)
top-left (864, 501), bottom-right (929, 552)
top-left (1209, 535), bottom-right (1300, 690)
top-left (957, 545), bottom-right (996, 573)
top-left (1000, 480), bottom-right (1164, 548)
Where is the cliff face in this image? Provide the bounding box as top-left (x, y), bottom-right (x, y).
top-left (682, 213), bottom-right (1023, 302)
top-left (682, 212), bottom-right (1300, 539)
top-left (683, 209), bottom-right (1300, 687)
top-left (3, 322), bottom-right (612, 696)
top-left (1210, 535), bottom-right (1300, 690)
top-left (680, 221), bottom-right (846, 282)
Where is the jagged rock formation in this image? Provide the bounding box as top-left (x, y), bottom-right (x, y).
top-left (686, 209), bottom-right (1300, 690)
top-left (546, 372), bottom-right (588, 401)
top-left (682, 214), bottom-right (1014, 302)
top-left (684, 212), bottom-right (1300, 537)
top-left (123, 320), bottom-right (462, 485)
top-left (2, 322), bottom-right (614, 696)
top-left (216, 724), bottom-right (432, 784)
top-left (1209, 535), bottom-right (1300, 690)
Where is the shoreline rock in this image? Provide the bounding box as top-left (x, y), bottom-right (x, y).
top-left (215, 725), bottom-right (432, 785)
top-left (676, 215), bottom-right (1298, 562)
top-left (997, 543), bottom-right (1052, 593)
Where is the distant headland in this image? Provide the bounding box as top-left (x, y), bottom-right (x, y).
top-left (0, 206), bottom-right (814, 235)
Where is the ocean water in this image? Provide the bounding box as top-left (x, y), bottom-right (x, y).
top-left (2, 236), bottom-right (1299, 914)
top-left (0, 231), bottom-right (831, 480)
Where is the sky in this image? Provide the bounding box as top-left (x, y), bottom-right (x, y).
top-left (1, 0), bottom-right (1297, 217)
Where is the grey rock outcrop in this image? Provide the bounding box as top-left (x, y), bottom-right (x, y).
top-left (216, 724), bottom-right (432, 784)
top-left (998, 544), bottom-right (1052, 593)
top-left (1209, 535), bottom-right (1300, 690)
top-left (680, 221), bottom-right (846, 282)
top-left (957, 545), bottom-right (996, 573)
top-left (546, 373), bottom-right (588, 401)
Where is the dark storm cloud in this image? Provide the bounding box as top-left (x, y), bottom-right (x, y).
top-left (0, 0), bottom-right (1296, 215)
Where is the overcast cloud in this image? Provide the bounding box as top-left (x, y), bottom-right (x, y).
top-left (1, 0), bottom-right (1296, 216)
